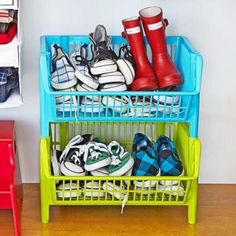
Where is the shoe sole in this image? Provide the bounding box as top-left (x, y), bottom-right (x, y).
top-left (75, 70), bottom-right (99, 89)
top-left (158, 182), bottom-right (185, 197)
top-left (57, 183), bottom-right (82, 199)
top-left (76, 83), bottom-right (100, 102)
top-left (157, 105), bottom-right (181, 114)
top-left (98, 71), bottom-right (125, 84)
top-left (102, 96), bottom-right (129, 114)
top-left (56, 87), bottom-right (76, 104)
top-left (133, 171), bottom-right (161, 188)
top-left (60, 161), bottom-right (86, 176)
top-left (51, 76), bottom-right (78, 90)
top-left (90, 59), bottom-right (118, 75)
top-left (153, 94), bottom-right (179, 105)
top-left (90, 167), bottom-right (109, 176)
top-left (84, 157), bottom-right (111, 171)
top-left (116, 59), bottom-right (135, 85)
top-left (84, 181), bottom-right (105, 197)
top-left (80, 98), bottom-right (105, 113)
top-left (99, 83), bottom-right (127, 91)
top-left (109, 158), bottom-right (134, 176)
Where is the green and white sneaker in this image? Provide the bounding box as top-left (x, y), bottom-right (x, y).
top-left (107, 141), bottom-right (134, 176)
top-left (84, 142), bottom-right (111, 171)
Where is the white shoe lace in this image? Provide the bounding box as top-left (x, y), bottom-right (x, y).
top-left (84, 143), bottom-right (109, 162)
top-left (68, 150), bottom-right (83, 165)
top-left (59, 135), bottom-right (86, 163)
top-left (108, 141), bottom-right (125, 166)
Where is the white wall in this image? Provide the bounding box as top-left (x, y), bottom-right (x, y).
top-left (0, 0), bottom-right (235, 183)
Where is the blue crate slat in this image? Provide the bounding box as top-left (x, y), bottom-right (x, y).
top-left (40, 35), bottom-right (203, 137)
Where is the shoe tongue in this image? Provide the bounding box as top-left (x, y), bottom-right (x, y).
top-left (93, 25), bottom-right (107, 44)
top-left (111, 145), bottom-right (119, 156)
top-left (53, 45), bottom-right (65, 60)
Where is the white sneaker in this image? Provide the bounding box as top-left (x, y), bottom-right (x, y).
top-left (90, 59), bottom-right (118, 75)
top-left (71, 44), bottom-right (99, 90)
top-left (59, 134), bottom-right (93, 176)
top-left (57, 182), bottom-right (82, 199)
top-left (51, 44), bottom-right (78, 90)
top-left (99, 83), bottom-right (127, 91)
top-left (84, 181), bottom-right (105, 197)
top-left (83, 142), bottom-right (111, 171)
top-left (80, 97), bottom-right (105, 113)
top-left (89, 25), bottom-right (119, 75)
top-left (90, 166), bottom-right (109, 176)
top-left (101, 96), bottom-right (129, 114)
top-left (107, 141), bottom-right (134, 176)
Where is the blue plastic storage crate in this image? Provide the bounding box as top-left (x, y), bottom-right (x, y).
top-left (40, 35), bottom-right (203, 137)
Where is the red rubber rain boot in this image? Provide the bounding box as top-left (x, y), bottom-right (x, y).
top-left (122, 17), bottom-right (158, 91)
top-left (139, 7), bottom-right (183, 89)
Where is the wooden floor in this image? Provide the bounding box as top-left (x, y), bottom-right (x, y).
top-left (0, 184), bottom-right (236, 236)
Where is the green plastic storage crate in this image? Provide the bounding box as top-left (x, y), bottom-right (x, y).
top-left (40, 122), bottom-right (200, 224)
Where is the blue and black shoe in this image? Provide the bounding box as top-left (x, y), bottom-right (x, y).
top-left (132, 133), bottom-right (160, 188)
top-left (155, 135), bottom-right (184, 176)
top-left (155, 135), bottom-right (185, 196)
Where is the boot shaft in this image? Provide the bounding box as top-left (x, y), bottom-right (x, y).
top-left (139, 6), bottom-right (183, 88)
top-left (139, 7), bottom-right (167, 54)
top-left (122, 17), bottom-right (149, 63)
top-left (122, 16), bottom-right (158, 91)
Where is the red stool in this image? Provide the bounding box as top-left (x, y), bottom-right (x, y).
top-left (0, 121), bottom-right (22, 236)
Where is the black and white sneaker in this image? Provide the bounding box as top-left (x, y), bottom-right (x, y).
top-left (51, 44), bottom-right (78, 90)
top-left (117, 45), bottom-right (135, 86)
top-left (59, 134), bottom-right (93, 176)
top-left (71, 44), bottom-right (99, 89)
top-left (89, 25), bottom-right (118, 75)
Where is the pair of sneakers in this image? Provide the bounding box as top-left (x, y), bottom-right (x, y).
top-left (84, 140), bottom-right (134, 177)
top-left (51, 135), bottom-right (134, 177)
top-left (51, 134), bottom-right (93, 178)
top-left (71, 25), bottom-right (135, 113)
top-left (132, 133), bottom-right (184, 196)
top-left (84, 25), bottom-right (135, 91)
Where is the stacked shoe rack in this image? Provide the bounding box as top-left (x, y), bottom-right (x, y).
top-left (0, 0), bottom-right (22, 108)
top-left (40, 35), bottom-right (203, 224)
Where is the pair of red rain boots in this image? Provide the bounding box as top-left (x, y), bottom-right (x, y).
top-left (122, 6), bottom-right (183, 91)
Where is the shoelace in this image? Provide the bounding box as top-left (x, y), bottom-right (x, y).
top-left (121, 193), bottom-right (128, 214)
top-left (59, 135), bottom-right (86, 163)
top-left (108, 141), bottom-right (125, 166)
top-left (51, 44), bottom-right (75, 74)
top-left (60, 144), bottom-right (87, 163)
top-left (118, 44), bottom-right (135, 66)
top-left (110, 155), bottom-right (121, 165)
top-left (71, 43), bottom-right (95, 76)
top-left (90, 40), bottom-right (119, 62)
top-left (69, 150), bottom-right (83, 165)
top-left (88, 146), bottom-right (108, 161)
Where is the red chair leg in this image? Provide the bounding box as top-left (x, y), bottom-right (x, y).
top-left (10, 185), bottom-right (21, 236)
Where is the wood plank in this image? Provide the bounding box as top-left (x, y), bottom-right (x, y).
top-left (0, 184), bottom-right (236, 236)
